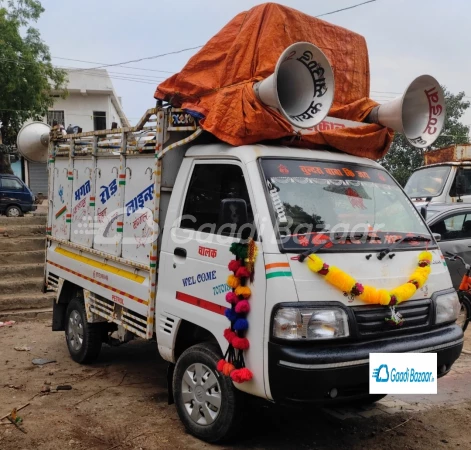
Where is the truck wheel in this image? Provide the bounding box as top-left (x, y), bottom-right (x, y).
top-left (65, 298), bottom-right (102, 364)
top-left (6, 206), bottom-right (22, 217)
top-left (173, 343), bottom-right (244, 443)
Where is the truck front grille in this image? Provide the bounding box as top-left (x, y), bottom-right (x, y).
top-left (352, 298), bottom-right (432, 338)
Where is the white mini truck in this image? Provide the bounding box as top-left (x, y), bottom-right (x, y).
top-left (42, 107), bottom-right (463, 442)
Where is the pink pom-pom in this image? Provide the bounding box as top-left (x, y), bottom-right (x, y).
top-left (230, 367), bottom-right (253, 383)
top-left (223, 328), bottom-right (236, 344)
top-left (232, 336), bottom-right (250, 350)
top-left (228, 260), bottom-right (242, 273)
top-left (216, 359), bottom-right (226, 372)
top-left (235, 300), bottom-right (250, 314)
top-left (236, 267), bottom-right (251, 279)
top-left (225, 292), bottom-right (238, 304)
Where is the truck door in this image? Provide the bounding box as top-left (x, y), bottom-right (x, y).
top-left (430, 210), bottom-right (471, 288)
top-left (157, 161), bottom-right (264, 362)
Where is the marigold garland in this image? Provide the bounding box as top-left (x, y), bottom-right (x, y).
top-left (302, 251), bottom-right (432, 326)
top-left (304, 251), bottom-right (432, 306)
top-left (217, 238), bottom-right (257, 383)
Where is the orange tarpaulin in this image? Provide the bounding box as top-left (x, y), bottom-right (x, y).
top-left (154, 2), bottom-right (394, 160)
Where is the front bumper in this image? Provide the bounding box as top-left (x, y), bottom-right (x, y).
top-left (268, 324), bottom-right (463, 404)
top-left (23, 203), bottom-right (37, 212)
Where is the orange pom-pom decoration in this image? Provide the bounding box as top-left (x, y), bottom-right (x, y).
top-left (235, 286), bottom-right (251, 299)
top-left (222, 362), bottom-right (235, 376)
top-left (227, 275), bottom-right (240, 289)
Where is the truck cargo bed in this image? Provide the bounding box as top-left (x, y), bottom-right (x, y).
top-left (45, 107), bottom-right (202, 338)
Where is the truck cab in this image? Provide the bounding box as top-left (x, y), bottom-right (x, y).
top-left (405, 144), bottom-right (471, 209)
top-left (158, 143), bottom-right (463, 405)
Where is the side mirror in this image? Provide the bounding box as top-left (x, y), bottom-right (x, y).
top-left (218, 198), bottom-right (248, 236)
top-left (456, 173), bottom-right (466, 196)
top-left (433, 232), bottom-right (441, 242)
top-left (420, 206), bottom-right (427, 220)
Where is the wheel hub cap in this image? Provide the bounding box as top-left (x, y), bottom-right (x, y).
top-left (181, 362), bottom-right (222, 426)
top-left (68, 310), bottom-right (84, 351)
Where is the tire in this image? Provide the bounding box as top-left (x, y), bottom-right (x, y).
top-left (458, 293), bottom-right (471, 332)
top-left (65, 297), bottom-right (102, 364)
top-left (173, 343), bottom-right (244, 443)
top-left (6, 205), bottom-right (23, 217)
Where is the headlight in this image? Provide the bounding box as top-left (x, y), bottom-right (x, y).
top-left (435, 292), bottom-right (460, 324)
top-left (273, 307), bottom-right (349, 340)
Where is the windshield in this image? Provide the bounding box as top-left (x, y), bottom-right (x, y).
top-left (404, 166), bottom-right (451, 198)
top-left (260, 158), bottom-right (431, 252)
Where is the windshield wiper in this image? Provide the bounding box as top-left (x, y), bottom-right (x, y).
top-left (377, 235), bottom-right (431, 261)
top-left (298, 239), bottom-right (332, 262)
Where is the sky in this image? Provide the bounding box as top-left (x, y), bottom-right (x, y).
top-left (36, 0), bottom-right (471, 130)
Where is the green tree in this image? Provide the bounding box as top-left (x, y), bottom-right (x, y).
top-left (0, 0), bottom-right (67, 172)
top-left (379, 89), bottom-right (470, 186)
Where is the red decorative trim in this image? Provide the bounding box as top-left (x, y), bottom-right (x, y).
top-left (175, 291), bottom-right (225, 316)
top-left (48, 260), bottom-right (148, 306)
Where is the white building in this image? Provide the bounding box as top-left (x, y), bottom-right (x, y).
top-left (26, 69), bottom-right (130, 196)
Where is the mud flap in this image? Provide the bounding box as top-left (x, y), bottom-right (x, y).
top-left (52, 302), bottom-right (66, 331)
top-left (167, 362), bottom-right (175, 405)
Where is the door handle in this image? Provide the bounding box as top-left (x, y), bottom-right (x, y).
top-left (174, 247), bottom-right (187, 258)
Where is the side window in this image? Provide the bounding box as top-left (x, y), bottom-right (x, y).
top-left (450, 169), bottom-right (471, 197)
top-left (1, 178), bottom-right (23, 190)
top-left (430, 213), bottom-right (471, 240)
top-left (181, 164), bottom-right (254, 237)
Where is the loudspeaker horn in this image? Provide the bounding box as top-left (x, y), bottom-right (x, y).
top-left (367, 75), bottom-right (446, 148)
top-left (16, 121), bottom-right (51, 163)
top-left (253, 42), bottom-right (335, 129)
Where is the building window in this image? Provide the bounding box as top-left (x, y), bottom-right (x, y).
top-left (94, 111), bottom-right (107, 131)
top-left (47, 110), bottom-right (65, 126)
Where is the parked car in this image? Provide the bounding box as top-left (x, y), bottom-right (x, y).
top-left (0, 174), bottom-right (36, 217)
top-left (426, 203), bottom-right (471, 289)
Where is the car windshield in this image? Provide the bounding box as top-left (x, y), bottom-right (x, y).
top-left (404, 166), bottom-right (451, 198)
top-left (260, 158), bottom-right (431, 252)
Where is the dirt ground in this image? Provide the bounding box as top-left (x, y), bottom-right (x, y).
top-left (1, 319), bottom-right (471, 450)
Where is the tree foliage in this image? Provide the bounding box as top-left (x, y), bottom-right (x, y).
top-left (379, 88), bottom-right (470, 187)
top-left (0, 0), bottom-right (67, 158)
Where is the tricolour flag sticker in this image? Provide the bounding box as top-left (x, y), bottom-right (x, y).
top-left (55, 205), bottom-right (67, 219)
top-left (265, 262), bottom-right (292, 279)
